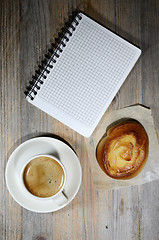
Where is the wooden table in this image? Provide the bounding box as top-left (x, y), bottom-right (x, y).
top-left (1, 0), bottom-right (159, 239)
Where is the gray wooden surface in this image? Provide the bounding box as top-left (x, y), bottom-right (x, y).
top-left (0, 0), bottom-right (159, 239)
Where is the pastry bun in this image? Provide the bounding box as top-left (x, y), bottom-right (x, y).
top-left (96, 120), bottom-right (149, 179)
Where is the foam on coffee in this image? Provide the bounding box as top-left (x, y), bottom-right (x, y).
top-left (23, 156), bottom-right (65, 198)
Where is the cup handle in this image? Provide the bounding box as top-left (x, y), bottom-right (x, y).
top-left (53, 190), bottom-right (68, 206)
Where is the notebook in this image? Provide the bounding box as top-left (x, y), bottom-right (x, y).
top-left (25, 12), bottom-right (141, 137)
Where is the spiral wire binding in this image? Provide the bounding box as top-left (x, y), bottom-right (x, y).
top-left (24, 12), bottom-right (82, 100)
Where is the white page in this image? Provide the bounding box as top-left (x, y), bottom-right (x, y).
top-left (27, 13), bottom-right (141, 137)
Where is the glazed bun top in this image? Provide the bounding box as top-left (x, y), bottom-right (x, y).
top-left (96, 120), bottom-right (149, 179)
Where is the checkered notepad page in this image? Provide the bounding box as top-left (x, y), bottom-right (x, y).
top-left (27, 13), bottom-right (141, 137)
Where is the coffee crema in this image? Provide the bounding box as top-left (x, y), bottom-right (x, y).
top-left (23, 156), bottom-right (65, 198)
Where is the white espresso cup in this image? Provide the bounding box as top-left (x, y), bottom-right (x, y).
top-left (19, 154), bottom-right (68, 206)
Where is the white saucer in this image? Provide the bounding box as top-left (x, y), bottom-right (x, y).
top-left (5, 137), bottom-right (82, 213)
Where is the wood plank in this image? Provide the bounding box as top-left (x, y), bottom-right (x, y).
top-left (0, 0), bottom-right (22, 239)
top-left (140, 0), bottom-right (159, 131)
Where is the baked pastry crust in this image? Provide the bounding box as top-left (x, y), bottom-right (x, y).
top-left (96, 120), bottom-right (149, 179)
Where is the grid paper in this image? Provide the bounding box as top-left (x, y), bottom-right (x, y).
top-left (28, 13), bottom-right (141, 137)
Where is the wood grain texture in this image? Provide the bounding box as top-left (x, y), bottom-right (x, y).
top-left (1, 0), bottom-right (159, 239)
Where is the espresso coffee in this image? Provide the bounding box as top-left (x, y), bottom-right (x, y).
top-left (23, 156), bottom-right (65, 198)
